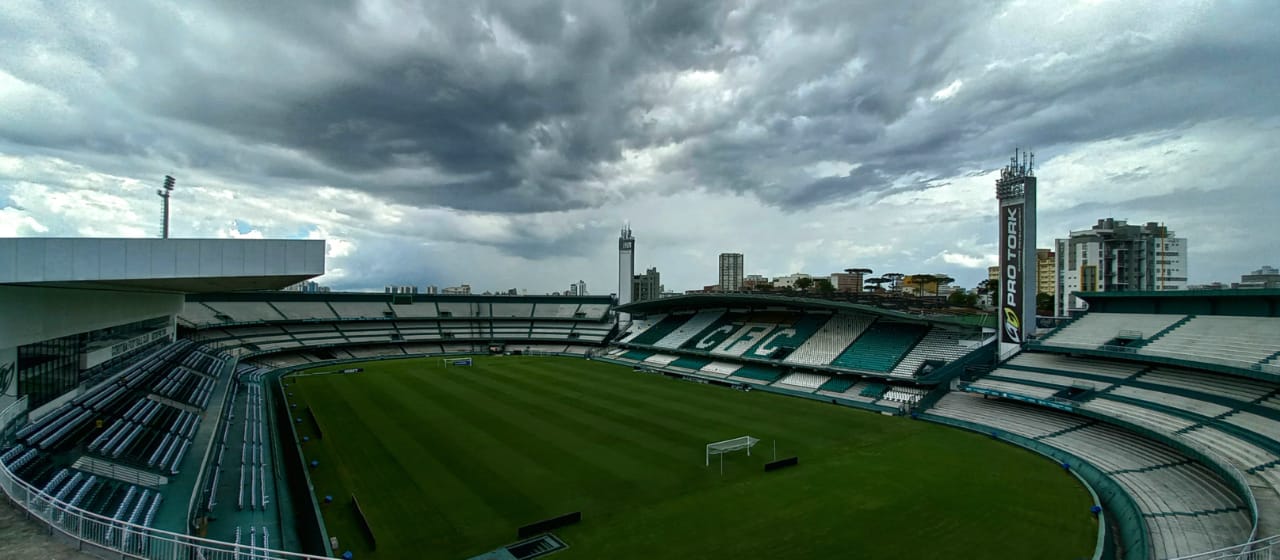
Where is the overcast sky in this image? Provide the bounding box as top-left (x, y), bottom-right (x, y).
top-left (2, 0), bottom-right (1277, 294)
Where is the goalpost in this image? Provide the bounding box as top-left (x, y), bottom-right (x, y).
top-left (441, 357), bottom-right (473, 367)
top-left (706, 436), bottom-right (760, 467)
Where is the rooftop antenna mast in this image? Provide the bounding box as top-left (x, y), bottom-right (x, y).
top-left (157, 175), bottom-right (175, 239)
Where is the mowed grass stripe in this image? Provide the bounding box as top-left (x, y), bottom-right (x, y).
top-left (492, 362), bottom-right (791, 435)
top-left (307, 375), bottom-right (508, 532)
top-left (355, 373), bottom-right (550, 523)
top-left (462, 367), bottom-right (721, 463)
top-left (496, 362), bottom-right (873, 452)
top-left (386, 370), bottom-right (651, 491)
top-left (296, 377), bottom-right (478, 544)
top-left (424, 365), bottom-right (696, 470)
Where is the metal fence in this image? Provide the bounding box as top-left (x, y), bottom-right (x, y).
top-left (1170, 535), bottom-right (1279, 560)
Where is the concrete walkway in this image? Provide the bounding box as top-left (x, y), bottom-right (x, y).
top-left (0, 498), bottom-right (96, 560)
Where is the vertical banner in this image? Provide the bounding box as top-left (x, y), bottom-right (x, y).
top-left (1000, 200), bottom-right (1026, 344)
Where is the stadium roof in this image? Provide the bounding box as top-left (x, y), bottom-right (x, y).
top-left (617, 293), bottom-right (990, 329)
top-left (0, 237), bottom-right (324, 293)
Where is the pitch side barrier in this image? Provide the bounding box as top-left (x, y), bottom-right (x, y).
top-left (919, 412), bottom-right (1122, 560)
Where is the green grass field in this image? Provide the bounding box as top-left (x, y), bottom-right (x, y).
top-left (285, 356), bottom-right (1096, 559)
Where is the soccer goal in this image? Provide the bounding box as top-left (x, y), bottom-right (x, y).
top-left (706, 436), bottom-right (760, 467)
top-left (441, 357), bottom-right (473, 367)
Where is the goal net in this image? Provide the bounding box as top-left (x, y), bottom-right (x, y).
top-left (442, 358), bottom-right (473, 367)
top-left (706, 436), bottom-right (759, 466)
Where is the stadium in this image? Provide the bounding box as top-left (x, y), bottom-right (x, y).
top-left (1, 234), bottom-right (1279, 560)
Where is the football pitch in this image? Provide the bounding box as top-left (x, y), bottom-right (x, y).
top-left (285, 356), bottom-right (1096, 559)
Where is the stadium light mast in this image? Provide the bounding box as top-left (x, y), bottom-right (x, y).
top-left (157, 175), bottom-right (175, 239)
top-left (618, 223), bottom-right (635, 325)
top-left (995, 149), bottom-right (1037, 360)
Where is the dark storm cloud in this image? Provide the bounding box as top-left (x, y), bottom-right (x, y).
top-left (2, 0), bottom-right (1280, 290)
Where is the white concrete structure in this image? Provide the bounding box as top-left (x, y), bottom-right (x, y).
top-left (0, 237), bottom-right (322, 414)
top-left (617, 225), bottom-right (635, 323)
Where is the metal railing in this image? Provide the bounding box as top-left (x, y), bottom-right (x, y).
top-left (0, 456), bottom-right (331, 560)
top-left (1170, 535), bottom-right (1279, 560)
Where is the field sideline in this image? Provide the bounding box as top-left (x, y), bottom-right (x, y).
top-left (285, 356), bottom-right (1096, 559)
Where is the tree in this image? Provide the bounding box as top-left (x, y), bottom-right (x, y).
top-left (882, 273), bottom-right (905, 292)
top-left (755, 283), bottom-right (774, 293)
top-left (794, 277), bottom-right (814, 293)
top-left (815, 278), bottom-right (835, 297)
top-left (909, 274), bottom-right (936, 297)
top-left (948, 288), bottom-right (978, 307)
top-left (1036, 292), bottom-right (1054, 316)
top-left (975, 279), bottom-right (997, 307)
top-left (934, 275), bottom-right (955, 297)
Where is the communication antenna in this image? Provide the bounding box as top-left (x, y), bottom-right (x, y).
top-left (157, 175), bottom-right (175, 239)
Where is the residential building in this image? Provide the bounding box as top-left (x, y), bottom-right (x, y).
top-left (1242, 265), bottom-right (1280, 289)
top-left (718, 253), bottom-right (744, 291)
top-left (632, 267), bottom-right (663, 303)
top-left (1036, 248), bottom-right (1056, 296)
top-left (423, 285), bottom-right (439, 295)
top-left (442, 284), bottom-right (471, 295)
top-left (771, 273), bottom-right (812, 289)
top-left (1055, 219), bottom-right (1187, 316)
top-left (385, 285), bottom-right (418, 294)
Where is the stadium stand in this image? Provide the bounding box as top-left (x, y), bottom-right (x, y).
top-left (577, 304), bottom-right (612, 320)
top-left (783, 313), bottom-right (874, 366)
top-left (774, 372), bottom-right (830, 392)
top-left (328, 301), bottom-right (393, 319)
top-left (698, 361), bottom-right (743, 377)
top-left (829, 322), bottom-right (928, 374)
top-left (202, 302), bottom-right (286, 323)
top-left (889, 328), bottom-right (981, 377)
top-left (533, 303), bottom-right (581, 318)
top-left (1038, 313), bottom-right (1187, 348)
top-left (628, 314), bottom-right (690, 346)
top-left (179, 303), bottom-right (228, 326)
top-left (653, 310), bottom-right (724, 349)
top-left (928, 392), bottom-right (1254, 558)
top-left (728, 364), bottom-right (784, 385)
top-left (490, 302), bottom-right (534, 318)
top-left (390, 301), bottom-right (438, 318)
top-left (270, 302), bottom-right (338, 321)
top-left (1140, 316), bottom-right (1280, 369)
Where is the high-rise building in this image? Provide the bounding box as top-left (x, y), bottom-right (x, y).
top-left (632, 267), bottom-right (662, 303)
top-left (283, 280), bottom-right (324, 293)
top-left (618, 225), bottom-right (635, 322)
top-left (718, 253), bottom-right (744, 292)
top-left (424, 285), bottom-right (439, 295)
top-left (1036, 249), bottom-right (1056, 296)
top-left (1055, 219), bottom-right (1187, 316)
top-left (385, 285), bottom-right (418, 294)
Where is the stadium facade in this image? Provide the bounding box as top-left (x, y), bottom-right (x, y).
top-left (1, 234), bottom-right (1279, 559)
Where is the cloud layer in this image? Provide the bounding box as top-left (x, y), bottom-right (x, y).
top-left (2, 0), bottom-right (1277, 293)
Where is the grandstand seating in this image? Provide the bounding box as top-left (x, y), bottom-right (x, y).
top-left (774, 372), bottom-right (830, 392)
top-left (327, 301), bottom-right (393, 319)
top-left (653, 310), bottom-right (724, 349)
top-left (270, 302), bottom-right (338, 321)
top-left (728, 365), bottom-right (783, 384)
top-left (1140, 316), bottom-right (1280, 369)
top-left (698, 361), bottom-right (742, 377)
top-left (829, 322), bottom-right (928, 374)
top-left (784, 314), bottom-right (874, 367)
top-left (628, 314), bottom-right (689, 346)
top-left (669, 356), bottom-right (712, 370)
top-left (642, 354), bottom-right (681, 366)
top-left (577, 304), bottom-right (611, 320)
top-left (928, 392), bottom-right (1254, 558)
top-left (889, 328), bottom-right (981, 377)
top-left (816, 376), bottom-right (857, 394)
top-left (202, 302), bottom-right (286, 323)
top-left (1040, 313), bottom-right (1187, 348)
top-left (390, 302), bottom-right (438, 318)
top-left (180, 303), bottom-right (226, 326)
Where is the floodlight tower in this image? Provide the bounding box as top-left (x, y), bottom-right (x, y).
top-left (995, 149), bottom-right (1037, 360)
top-left (157, 175), bottom-right (175, 239)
